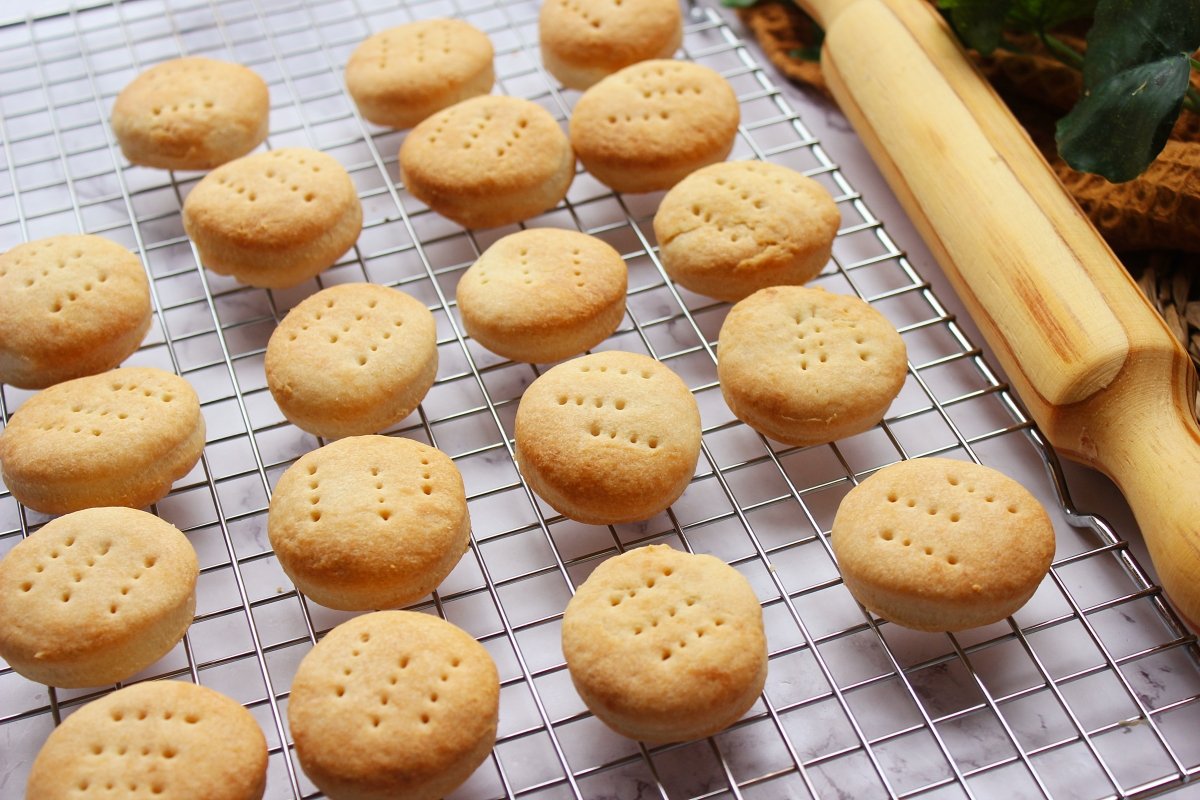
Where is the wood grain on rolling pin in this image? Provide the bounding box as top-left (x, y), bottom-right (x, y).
top-left (797, 0), bottom-right (1200, 628)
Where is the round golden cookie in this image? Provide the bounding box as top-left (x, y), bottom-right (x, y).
top-left (456, 228), bottom-right (627, 363)
top-left (562, 544), bottom-right (767, 743)
top-left (514, 351), bottom-right (701, 524)
top-left (26, 681), bottom-right (268, 800)
top-left (570, 60), bottom-right (740, 193)
top-left (654, 161), bottom-right (842, 301)
top-left (264, 284), bottom-right (437, 438)
top-left (268, 436), bottom-right (470, 611)
top-left (182, 148), bottom-right (363, 288)
top-left (0, 235), bottom-right (151, 389)
top-left (0, 367), bottom-right (205, 515)
top-left (717, 286), bottom-right (907, 446)
top-left (111, 56), bottom-right (269, 171)
top-left (831, 458), bottom-right (1056, 632)
top-left (0, 508), bottom-right (197, 688)
top-left (289, 611), bottom-right (499, 800)
top-left (399, 95), bottom-right (575, 229)
top-left (345, 19), bottom-right (494, 129)
top-left (539, 0), bottom-right (682, 89)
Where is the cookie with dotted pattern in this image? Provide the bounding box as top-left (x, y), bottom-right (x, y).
top-left (268, 436), bottom-right (470, 611)
top-left (182, 147), bottom-right (363, 288)
top-left (26, 680), bottom-right (268, 800)
top-left (514, 350), bottom-right (701, 524)
top-left (539, 0), bottom-right (682, 89)
top-left (717, 286), bottom-right (907, 446)
top-left (570, 59), bottom-right (740, 193)
top-left (831, 458), bottom-right (1056, 631)
top-left (0, 367), bottom-right (205, 515)
top-left (111, 56), bottom-right (269, 171)
top-left (345, 19), bottom-right (494, 129)
top-left (264, 283), bottom-right (437, 438)
top-left (456, 228), bottom-right (627, 363)
top-left (0, 235), bottom-right (151, 389)
top-left (654, 161), bottom-right (841, 301)
top-left (288, 611), bottom-right (499, 800)
top-left (0, 507), bottom-right (197, 688)
top-left (562, 544), bottom-right (767, 743)
top-left (399, 95), bottom-right (575, 229)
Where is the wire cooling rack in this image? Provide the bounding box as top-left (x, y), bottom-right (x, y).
top-left (1, 0), bottom-right (1199, 798)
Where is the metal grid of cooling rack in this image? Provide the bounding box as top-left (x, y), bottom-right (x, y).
top-left (1, 0), bottom-right (1199, 798)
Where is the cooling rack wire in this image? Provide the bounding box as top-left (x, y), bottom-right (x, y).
top-left (0, 0), bottom-right (1198, 797)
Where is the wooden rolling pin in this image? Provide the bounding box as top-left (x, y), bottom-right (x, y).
top-left (793, 0), bottom-right (1200, 628)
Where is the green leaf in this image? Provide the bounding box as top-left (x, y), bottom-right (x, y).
top-left (719, 0), bottom-right (760, 7)
top-left (1008, 0), bottom-right (1098, 33)
top-left (1056, 54), bottom-right (1191, 182)
top-left (788, 44), bottom-right (822, 62)
top-left (1083, 0), bottom-right (1200, 89)
top-left (1056, 0), bottom-right (1200, 180)
top-left (937, 0), bottom-right (1013, 54)
top-left (788, 25), bottom-right (824, 62)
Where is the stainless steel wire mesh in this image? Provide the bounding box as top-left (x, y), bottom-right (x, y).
top-left (1, 1), bottom-right (1198, 797)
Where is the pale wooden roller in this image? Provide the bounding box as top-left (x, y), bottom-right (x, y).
top-left (793, 0), bottom-right (1200, 627)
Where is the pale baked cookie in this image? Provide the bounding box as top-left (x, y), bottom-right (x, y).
top-left (346, 19), bottom-right (494, 129)
top-left (0, 235), bottom-right (151, 389)
top-left (539, 0), bottom-right (682, 89)
top-left (717, 286), bottom-right (906, 446)
top-left (456, 228), bottom-right (627, 363)
top-left (514, 351), bottom-right (700, 524)
top-left (0, 367), bottom-right (205, 514)
top-left (399, 95), bottom-right (575, 229)
top-left (570, 59), bottom-right (739, 193)
top-left (264, 284), bottom-right (437, 438)
top-left (182, 148), bottom-right (363, 288)
top-left (289, 611), bottom-right (499, 800)
top-left (654, 161), bottom-right (841, 301)
top-left (831, 458), bottom-right (1056, 631)
top-left (0, 508), bottom-right (197, 688)
top-left (268, 436), bottom-right (470, 611)
top-left (562, 544), bottom-right (767, 743)
top-left (111, 56), bottom-right (269, 171)
top-left (26, 681), bottom-right (268, 800)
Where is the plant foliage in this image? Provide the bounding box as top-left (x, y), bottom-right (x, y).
top-left (725, 0), bottom-right (1199, 181)
top-left (937, 0), bottom-right (1013, 55)
top-left (1056, 0), bottom-right (1200, 181)
top-left (939, 0), bottom-right (1198, 181)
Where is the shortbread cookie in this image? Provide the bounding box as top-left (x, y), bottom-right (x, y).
top-left (562, 545), bottom-right (767, 743)
top-left (514, 351), bottom-right (700, 524)
top-left (400, 95), bottom-right (575, 229)
top-left (540, 0), bottom-right (682, 89)
top-left (346, 19), bottom-right (494, 129)
top-left (0, 367), bottom-right (205, 514)
top-left (268, 436), bottom-right (470, 610)
top-left (718, 286), bottom-right (906, 446)
top-left (831, 458), bottom-right (1056, 631)
top-left (570, 60), bottom-right (740, 193)
top-left (264, 284), bottom-right (437, 438)
top-left (289, 611), bottom-right (499, 800)
top-left (111, 57), bottom-right (269, 171)
top-left (654, 161), bottom-right (841, 301)
top-left (182, 148), bottom-right (363, 288)
top-left (456, 228), bottom-right (627, 363)
top-left (27, 681), bottom-right (268, 800)
top-left (0, 235), bottom-right (151, 389)
top-left (0, 508), bottom-right (197, 687)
